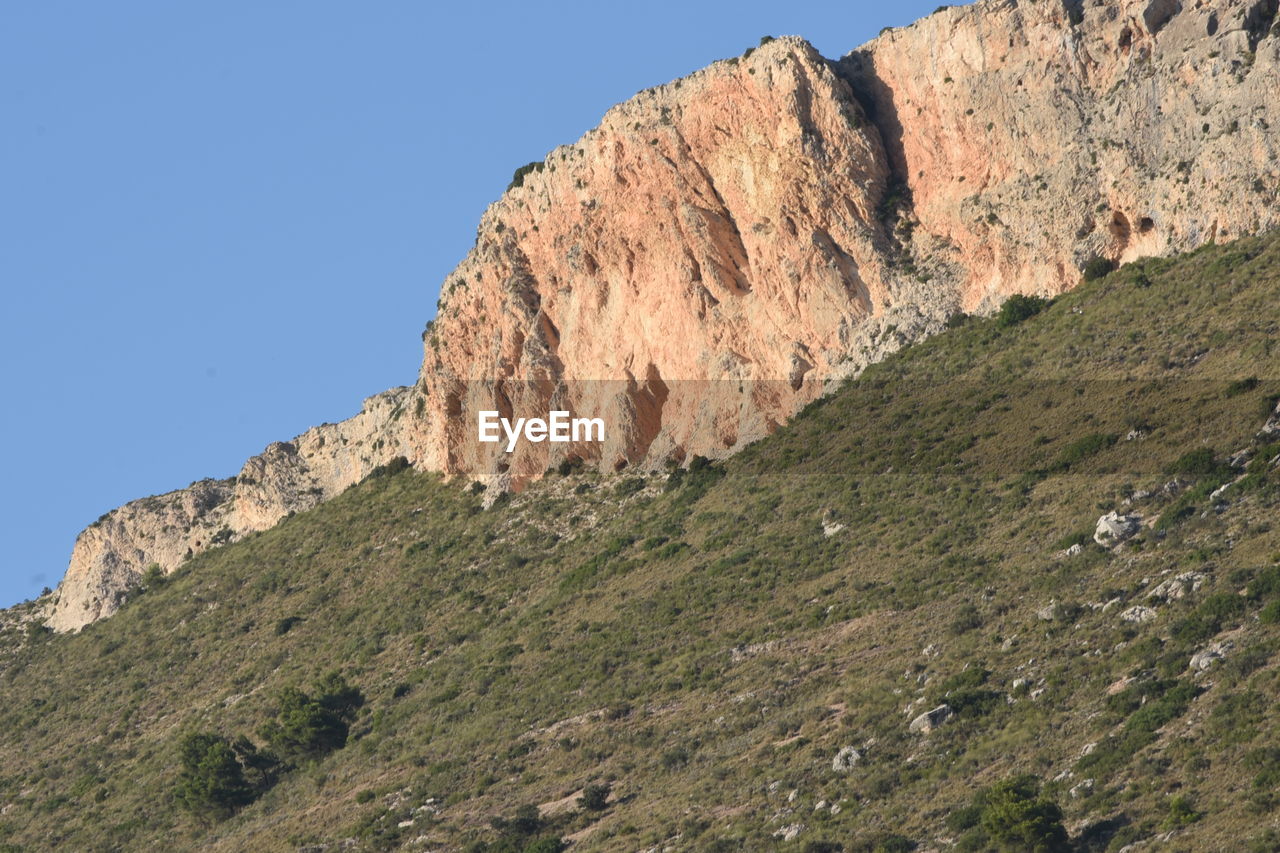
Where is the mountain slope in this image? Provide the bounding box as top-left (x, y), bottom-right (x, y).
top-left (47, 0), bottom-right (1280, 632)
top-left (4, 233), bottom-right (1280, 850)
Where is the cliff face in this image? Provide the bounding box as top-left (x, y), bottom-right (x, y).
top-left (842, 0), bottom-right (1280, 310)
top-left (46, 0), bottom-right (1280, 630)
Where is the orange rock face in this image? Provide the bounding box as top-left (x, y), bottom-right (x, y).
top-left (47, 1), bottom-right (1280, 629)
top-left (407, 38), bottom-right (922, 482)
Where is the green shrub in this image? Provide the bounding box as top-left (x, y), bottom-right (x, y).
top-left (1161, 794), bottom-right (1202, 828)
top-left (1054, 432), bottom-right (1118, 470)
top-left (1082, 256), bottom-right (1116, 281)
top-left (948, 603), bottom-right (983, 635)
top-left (1166, 448), bottom-right (1222, 477)
top-left (140, 563), bottom-right (166, 589)
top-left (1261, 600), bottom-right (1280, 624)
top-left (578, 783), bottom-right (610, 812)
top-left (508, 161), bottom-right (544, 191)
top-left (996, 294), bottom-right (1048, 328)
top-left (976, 776), bottom-right (1070, 852)
top-left (1225, 377), bottom-right (1261, 397)
top-left (802, 843), bottom-right (843, 853)
top-left (1248, 566), bottom-right (1280, 601)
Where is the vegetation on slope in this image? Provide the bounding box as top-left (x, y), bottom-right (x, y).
top-left (2, 234), bottom-right (1280, 851)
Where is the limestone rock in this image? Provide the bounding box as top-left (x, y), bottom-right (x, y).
top-left (831, 746), bottom-right (862, 773)
top-left (1259, 401), bottom-right (1280, 438)
top-left (1147, 571), bottom-right (1205, 602)
top-left (773, 824), bottom-right (805, 842)
top-left (909, 704), bottom-right (954, 734)
top-left (1190, 641), bottom-right (1233, 671)
top-left (1094, 512), bottom-right (1142, 548)
top-left (1120, 605), bottom-right (1158, 624)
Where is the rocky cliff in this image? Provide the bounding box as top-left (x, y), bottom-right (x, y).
top-left (46, 0), bottom-right (1280, 631)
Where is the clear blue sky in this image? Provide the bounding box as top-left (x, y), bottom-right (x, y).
top-left (0, 0), bottom-right (948, 608)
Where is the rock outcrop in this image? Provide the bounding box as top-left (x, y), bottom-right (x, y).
top-left (47, 0), bottom-right (1280, 630)
top-left (47, 390), bottom-right (413, 631)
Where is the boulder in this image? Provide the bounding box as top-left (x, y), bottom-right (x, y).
top-left (831, 746), bottom-right (861, 773)
top-left (1147, 571), bottom-right (1205, 602)
top-left (1094, 511), bottom-right (1141, 548)
top-left (773, 824), bottom-right (805, 842)
top-left (1070, 779), bottom-right (1095, 799)
top-left (1190, 641), bottom-right (1232, 671)
top-left (1119, 605), bottom-right (1158, 624)
top-left (909, 704), bottom-right (954, 734)
top-left (1259, 401), bottom-right (1280, 438)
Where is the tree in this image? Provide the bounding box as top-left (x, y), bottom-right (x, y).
top-left (259, 674), bottom-right (364, 762)
top-left (979, 776), bottom-right (1071, 852)
top-left (231, 735), bottom-right (281, 789)
top-left (175, 733), bottom-right (256, 820)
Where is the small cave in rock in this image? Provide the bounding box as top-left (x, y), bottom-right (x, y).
top-left (1143, 0), bottom-right (1182, 35)
top-left (1108, 211), bottom-right (1132, 243)
top-left (1245, 0), bottom-right (1279, 49)
top-left (1063, 0), bottom-right (1085, 27)
top-left (1138, 216), bottom-right (1155, 233)
top-left (1207, 12), bottom-right (1219, 36)
top-left (1118, 27), bottom-right (1134, 51)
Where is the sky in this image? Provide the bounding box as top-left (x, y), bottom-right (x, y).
top-left (0, 0), bottom-right (951, 608)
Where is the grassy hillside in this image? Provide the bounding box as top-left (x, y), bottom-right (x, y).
top-left (3, 234), bottom-right (1280, 852)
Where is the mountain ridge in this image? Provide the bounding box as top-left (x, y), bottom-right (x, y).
top-left (46, 0), bottom-right (1280, 631)
top-left (4, 231), bottom-right (1280, 849)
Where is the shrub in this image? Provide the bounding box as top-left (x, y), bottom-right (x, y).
top-left (578, 783), bottom-right (610, 811)
top-left (848, 835), bottom-right (912, 853)
top-left (1225, 377), bottom-right (1260, 397)
top-left (1082, 256), bottom-right (1116, 281)
top-left (508, 161), bottom-right (544, 191)
top-left (996, 294), bottom-right (1048, 328)
top-left (949, 603), bottom-right (983, 635)
top-left (1166, 448), bottom-right (1221, 477)
top-left (522, 840), bottom-right (565, 853)
top-left (274, 616), bottom-right (304, 636)
top-left (1054, 432), bottom-right (1118, 470)
top-left (366, 456), bottom-right (411, 480)
top-left (140, 563), bottom-right (166, 589)
top-left (1161, 794), bottom-right (1202, 828)
top-left (977, 776), bottom-right (1070, 852)
top-left (1248, 566), bottom-right (1280, 601)
top-left (1261, 600), bottom-right (1280, 624)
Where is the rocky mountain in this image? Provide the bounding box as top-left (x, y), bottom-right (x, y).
top-left (5, 232), bottom-right (1280, 850)
top-left (46, 0), bottom-right (1280, 631)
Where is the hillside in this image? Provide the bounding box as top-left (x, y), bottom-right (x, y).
top-left (47, 0), bottom-right (1280, 632)
top-left (3, 233), bottom-right (1280, 851)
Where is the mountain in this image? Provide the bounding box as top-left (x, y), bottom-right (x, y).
top-left (45, 0), bottom-right (1280, 631)
top-left (3, 232), bottom-right (1279, 850)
